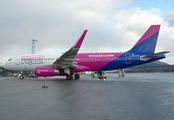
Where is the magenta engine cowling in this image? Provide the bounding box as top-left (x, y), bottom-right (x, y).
top-left (34, 66), bottom-right (59, 77)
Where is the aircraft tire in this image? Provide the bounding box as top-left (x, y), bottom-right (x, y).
top-left (74, 74), bottom-right (80, 79)
top-left (19, 75), bottom-right (24, 79)
top-left (66, 75), bottom-right (73, 80)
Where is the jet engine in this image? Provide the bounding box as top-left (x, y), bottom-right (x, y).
top-left (34, 66), bottom-right (60, 77)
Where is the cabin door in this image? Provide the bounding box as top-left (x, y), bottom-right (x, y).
top-left (15, 57), bottom-right (20, 65)
top-left (125, 53), bottom-right (131, 64)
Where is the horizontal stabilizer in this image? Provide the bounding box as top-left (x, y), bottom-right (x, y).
top-left (140, 51), bottom-right (170, 61)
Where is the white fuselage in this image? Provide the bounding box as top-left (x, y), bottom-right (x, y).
top-left (3, 54), bottom-right (59, 72)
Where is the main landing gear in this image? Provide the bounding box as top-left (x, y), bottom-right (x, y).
top-left (66, 75), bottom-right (73, 80)
top-left (66, 73), bottom-right (80, 80)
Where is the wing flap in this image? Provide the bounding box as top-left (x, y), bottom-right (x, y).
top-left (63, 58), bottom-right (80, 61)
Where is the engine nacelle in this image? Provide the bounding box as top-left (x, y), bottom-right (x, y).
top-left (34, 66), bottom-right (60, 77)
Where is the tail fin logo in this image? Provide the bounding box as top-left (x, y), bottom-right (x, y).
top-left (129, 25), bottom-right (160, 54)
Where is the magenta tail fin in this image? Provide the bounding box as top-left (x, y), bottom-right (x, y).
top-left (129, 25), bottom-right (160, 53)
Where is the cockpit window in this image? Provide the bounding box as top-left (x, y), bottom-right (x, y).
top-left (8, 58), bottom-right (12, 61)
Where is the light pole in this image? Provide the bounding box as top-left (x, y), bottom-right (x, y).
top-left (31, 39), bottom-right (38, 54)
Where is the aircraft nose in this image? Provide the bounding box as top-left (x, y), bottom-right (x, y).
top-left (2, 62), bottom-right (7, 69)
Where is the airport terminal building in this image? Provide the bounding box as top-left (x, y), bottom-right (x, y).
top-left (0, 66), bottom-right (10, 77)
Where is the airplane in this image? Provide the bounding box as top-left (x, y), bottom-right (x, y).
top-left (3, 25), bottom-right (170, 80)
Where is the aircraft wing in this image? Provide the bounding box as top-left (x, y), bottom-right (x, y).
top-left (50, 30), bottom-right (88, 74)
top-left (140, 51), bottom-right (170, 61)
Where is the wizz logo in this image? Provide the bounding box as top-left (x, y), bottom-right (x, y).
top-left (21, 55), bottom-right (45, 65)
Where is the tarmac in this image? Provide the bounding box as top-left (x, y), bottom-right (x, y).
top-left (0, 73), bottom-right (174, 120)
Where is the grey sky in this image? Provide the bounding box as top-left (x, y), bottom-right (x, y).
top-left (0, 0), bottom-right (174, 64)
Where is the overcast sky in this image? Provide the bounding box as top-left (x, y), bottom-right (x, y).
top-left (0, 0), bottom-right (174, 64)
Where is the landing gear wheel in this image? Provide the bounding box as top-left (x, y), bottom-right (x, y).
top-left (19, 75), bottom-right (24, 79)
top-left (74, 74), bottom-right (80, 79)
top-left (66, 75), bottom-right (73, 80)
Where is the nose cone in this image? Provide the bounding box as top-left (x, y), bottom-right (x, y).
top-left (2, 62), bottom-right (7, 69)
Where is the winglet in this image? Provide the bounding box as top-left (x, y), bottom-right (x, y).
top-left (53, 30), bottom-right (88, 66)
top-left (73, 30), bottom-right (88, 48)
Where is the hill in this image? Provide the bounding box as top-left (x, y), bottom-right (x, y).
top-left (136, 61), bottom-right (170, 68)
top-left (129, 61), bottom-right (174, 73)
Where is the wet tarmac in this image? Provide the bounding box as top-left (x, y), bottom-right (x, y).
top-left (0, 73), bottom-right (174, 120)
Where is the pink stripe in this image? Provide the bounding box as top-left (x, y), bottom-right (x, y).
top-left (133, 25), bottom-right (160, 47)
top-left (71, 65), bottom-right (91, 72)
top-left (75, 52), bottom-right (124, 71)
top-left (74, 30), bottom-right (88, 48)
